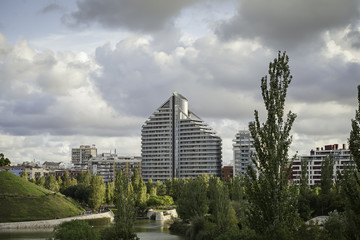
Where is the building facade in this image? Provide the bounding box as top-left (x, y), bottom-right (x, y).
top-left (88, 153), bottom-right (142, 183)
top-left (141, 92), bottom-right (222, 182)
top-left (71, 145), bottom-right (97, 170)
top-left (233, 130), bottom-right (255, 176)
top-left (5, 166), bottom-right (49, 180)
top-left (221, 166), bottom-right (234, 181)
top-left (291, 144), bottom-right (351, 186)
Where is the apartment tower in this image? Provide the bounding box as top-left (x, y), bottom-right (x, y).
top-left (71, 145), bottom-right (97, 170)
top-left (233, 130), bottom-right (255, 176)
top-left (141, 92), bottom-right (222, 182)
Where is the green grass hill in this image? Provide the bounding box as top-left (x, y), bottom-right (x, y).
top-left (0, 171), bottom-right (84, 223)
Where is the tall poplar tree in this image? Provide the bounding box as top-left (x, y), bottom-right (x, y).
top-left (245, 51), bottom-right (299, 239)
top-left (21, 169), bottom-right (28, 181)
top-left (102, 171), bottom-right (138, 240)
top-left (344, 85), bottom-right (360, 238)
top-left (350, 85), bottom-right (360, 169)
top-left (88, 175), bottom-right (105, 211)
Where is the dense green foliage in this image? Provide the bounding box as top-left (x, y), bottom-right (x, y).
top-left (53, 220), bottom-right (99, 240)
top-left (20, 169), bottom-right (28, 180)
top-left (102, 171), bottom-right (138, 240)
top-left (341, 84), bottom-right (360, 239)
top-left (88, 175), bottom-right (106, 211)
top-left (45, 175), bottom-right (60, 192)
top-left (0, 153), bottom-right (11, 166)
top-left (246, 51), bottom-right (300, 239)
top-left (169, 55), bottom-right (360, 240)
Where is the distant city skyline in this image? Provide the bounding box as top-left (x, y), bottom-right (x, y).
top-left (0, 0), bottom-right (359, 165)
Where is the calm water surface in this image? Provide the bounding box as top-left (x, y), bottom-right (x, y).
top-left (0, 220), bottom-right (184, 240)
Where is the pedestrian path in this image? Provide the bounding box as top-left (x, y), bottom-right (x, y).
top-left (0, 211), bottom-right (114, 230)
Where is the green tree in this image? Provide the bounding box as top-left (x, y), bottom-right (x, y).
top-left (53, 220), bottom-right (99, 240)
top-left (102, 171), bottom-right (138, 240)
top-left (36, 176), bottom-right (45, 187)
top-left (45, 175), bottom-right (59, 192)
top-left (321, 156), bottom-right (334, 196)
top-left (147, 178), bottom-right (157, 196)
top-left (88, 175), bottom-right (105, 211)
top-left (130, 169), bottom-right (147, 210)
top-left (61, 171), bottom-right (72, 192)
top-left (314, 156), bottom-right (335, 216)
top-left (77, 170), bottom-right (91, 187)
top-left (164, 179), bottom-right (173, 196)
top-left (21, 169), bottom-right (28, 181)
top-left (349, 85), bottom-right (360, 169)
top-left (155, 180), bottom-right (166, 196)
top-left (209, 176), bottom-right (238, 234)
top-left (131, 169), bottom-right (140, 188)
top-left (231, 175), bottom-right (243, 202)
top-left (298, 158), bottom-right (315, 221)
top-left (177, 176), bottom-right (208, 223)
top-left (245, 51), bottom-right (300, 239)
top-left (135, 177), bottom-right (147, 211)
top-left (0, 153), bottom-right (11, 166)
top-left (343, 85), bottom-right (360, 239)
top-left (57, 176), bottom-right (63, 187)
top-left (105, 181), bottom-right (115, 204)
top-left (171, 178), bottom-right (182, 201)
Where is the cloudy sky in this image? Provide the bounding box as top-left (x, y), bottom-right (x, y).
top-left (0, 0), bottom-right (359, 166)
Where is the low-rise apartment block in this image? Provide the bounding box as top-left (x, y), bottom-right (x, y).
top-left (291, 144), bottom-right (351, 186)
top-left (88, 153), bottom-right (141, 183)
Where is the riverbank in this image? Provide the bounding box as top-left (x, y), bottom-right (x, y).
top-left (146, 209), bottom-right (178, 221)
top-left (0, 211), bottom-right (114, 230)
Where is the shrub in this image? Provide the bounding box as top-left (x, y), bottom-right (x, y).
top-left (146, 195), bottom-right (174, 207)
top-left (53, 220), bottom-right (99, 240)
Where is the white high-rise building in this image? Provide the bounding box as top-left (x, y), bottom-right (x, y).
top-left (141, 92), bottom-right (222, 182)
top-left (233, 130), bottom-right (255, 176)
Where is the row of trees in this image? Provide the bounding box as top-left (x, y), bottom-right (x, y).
top-left (29, 168), bottom-right (176, 213)
top-left (169, 53), bottom-right (360, 240)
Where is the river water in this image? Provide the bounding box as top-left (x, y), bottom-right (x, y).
top-left (0, 219), bottom-right (184, 240)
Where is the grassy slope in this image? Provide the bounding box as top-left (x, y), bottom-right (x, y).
top-left (0, 171), bottom-right (84, 222)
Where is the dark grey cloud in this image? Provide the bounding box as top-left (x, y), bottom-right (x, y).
top-left (92, 35), bottom-right (270, 120)
top-left (40, 3), bottom-right (64, 14)
top-left (12, 94), bottom-right (55, 115)
top-left (92, 33), bottom-right (359, 128)
top-left (345, 25), bottom-right (360, 49)
top-left (216, 0), bottom-right (360, 50)
top-left (64, 0), bottom-right (200, 32)
top-left (289, 53), bottom-right (360, 105)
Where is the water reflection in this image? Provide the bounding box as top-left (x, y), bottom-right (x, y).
top-left (0, 219), bottom-right (184, 240)
top-left (134, 219), bottom-right (184, 240)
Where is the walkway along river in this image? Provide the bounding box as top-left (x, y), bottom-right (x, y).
top-left (0, 211), bottom-right (114, 230)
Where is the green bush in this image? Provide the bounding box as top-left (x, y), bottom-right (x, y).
top-left (146, 195), bottom-right (174, 207)
top-left (53, 220), bottom-right (99, 240)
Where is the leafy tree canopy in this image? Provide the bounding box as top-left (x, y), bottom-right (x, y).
top-left (0, 153), bottom-right (11, 167)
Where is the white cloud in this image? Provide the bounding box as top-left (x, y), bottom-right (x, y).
top-left (0, 34), bottom-right (142, 138)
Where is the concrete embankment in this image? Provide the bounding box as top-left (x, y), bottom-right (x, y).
top-left (0, 211), bottom-right (114, 230)
top-left (146, 209), bottom-right (178, 222)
